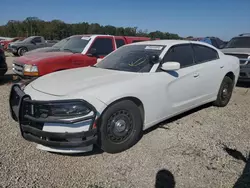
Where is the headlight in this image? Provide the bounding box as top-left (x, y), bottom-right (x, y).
top-left (34, 101), bottom-right (91, 119)
top-left (23, 64), bottom-right (39, 76)
top-left (24, 64), bottom-right (38, 72)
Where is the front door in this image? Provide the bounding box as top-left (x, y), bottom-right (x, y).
top-left (161, 44), bottom-right (205, 113)
top-left (85, 36), bottom-right (115, 66)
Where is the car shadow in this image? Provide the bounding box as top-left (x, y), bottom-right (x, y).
top-left (233, 152), bottom-right (250, 188)
top-left (49, 145), bottom-right (104, 157)
top-left (0, 73), bottom-right (21, 85)
top-left (155, 169), bottom-right (176, 188)
top-left (144, 103), bottom-right (212, 135)
top-left (236, 82), bottom-right (250, 88)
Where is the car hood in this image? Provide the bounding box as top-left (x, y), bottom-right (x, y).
top-left (25, 47), bottom-right (60, 55)
top-left (10, 41), bottom-right (25, 45)
top-left (16, 51), bottom-right (73, 64)
top-left (221, 48), bottom-right (250, 55)
top-left (29, 67), bottom-right (139, 96)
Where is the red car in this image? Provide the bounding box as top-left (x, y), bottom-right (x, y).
top-left (0, 37), bottom-right (25, 50)
top-left (12, 35), bottom-right (156, 78)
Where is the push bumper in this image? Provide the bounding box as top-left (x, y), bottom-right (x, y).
top-left (9, 84), bottom-right (98, 149)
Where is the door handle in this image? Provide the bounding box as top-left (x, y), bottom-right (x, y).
top-left (193, 73), bottom-right (199, 77)
top-left (220, 65), bottom-right (224, 69)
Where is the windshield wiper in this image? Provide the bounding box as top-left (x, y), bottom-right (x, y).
top-left (105, 67), bottom-right (118, 70)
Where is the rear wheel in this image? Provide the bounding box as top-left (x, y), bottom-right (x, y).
top-left (213, 76), bottom-right (234, 107)
top-left (97, 100), bottom-right (143, 153)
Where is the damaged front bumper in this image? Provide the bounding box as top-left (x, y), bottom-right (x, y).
top-left (9, 84), bottom-right (98, 152)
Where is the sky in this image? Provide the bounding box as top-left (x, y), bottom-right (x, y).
top-left (1, 0), bottom-right (249, 41)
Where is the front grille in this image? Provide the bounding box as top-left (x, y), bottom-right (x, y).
top-left (225, 53), bottom-right (250, 65)
top-left (13, 61), bottom-right (24, 75)
top-left (226, 53), bottom-right (248, 59)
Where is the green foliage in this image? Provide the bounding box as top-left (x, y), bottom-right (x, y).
top-left (0, 17), bottom-right (182, 40)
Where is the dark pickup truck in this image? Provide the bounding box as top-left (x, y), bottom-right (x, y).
top-left (8, 36), bottom-right (58, 56)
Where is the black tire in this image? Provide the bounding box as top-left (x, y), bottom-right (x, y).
top-left (17, 47), bottom-right (28, 56)
top-left (97, 100), bottom-right (143, 153)
top-left (213, 76), bottom-right (234, 107)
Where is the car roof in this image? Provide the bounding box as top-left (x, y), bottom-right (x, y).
top-left (129, 39), bottom-right (215, 47)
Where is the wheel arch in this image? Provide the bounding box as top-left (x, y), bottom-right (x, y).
top-left (99, 96), bottom-right (145, 126)
top-left (17, 46), bottom-right (28, 56)
top-left (225, 71), bottom-right (235, 83)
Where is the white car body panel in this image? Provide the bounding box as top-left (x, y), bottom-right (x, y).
top-left (20, 40), bottom-right (240, 153)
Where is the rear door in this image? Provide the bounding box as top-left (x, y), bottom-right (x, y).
top-left (191, 43), bottom-right (224, 99)
top-left (85, 36), bottom-right (115, 66)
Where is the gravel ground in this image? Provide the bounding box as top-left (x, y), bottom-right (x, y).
top-left (0, 57), bottom-right (250, 188)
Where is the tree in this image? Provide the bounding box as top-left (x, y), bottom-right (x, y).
top-left (0, 17), bottom-right (182, 40)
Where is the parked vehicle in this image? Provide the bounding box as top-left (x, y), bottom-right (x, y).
top-left (12, 35), bottom-right (154, 79)
top-left (221, 33), bottom-right (250, 82)
top-left (187, 37), bottom-right (226, 49)
top-left (0, 37), bottom-right (13, 41)
top-left (0, 37), bottom-right (25, 50)
top-left (0, 45), bottom-right (7, 76)
top-left (8, 36), bottom-right (58, 56)
top-left (9, 40), bottom-right (239, 154)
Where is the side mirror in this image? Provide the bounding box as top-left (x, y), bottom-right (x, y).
top-left (31, 40), bottom-right (36, 45)
top-left (161, 62), bottom-right (180, 71)
top-left (87, 48), bottom-right (97, 57)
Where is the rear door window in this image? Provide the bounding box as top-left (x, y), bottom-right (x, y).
top-left (115, 39), bottom-right (125, 48)
top-left (192, 44), bottom-right (219, 63)
top-left (90, 38), bottom-right (113, 56)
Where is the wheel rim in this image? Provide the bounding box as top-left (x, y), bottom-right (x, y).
top-left (221, 83), bottom-right (232, 102)
top-left (106, 110), bottom-right (134, 143)
top-left (20, 48), bottom-right (27, 56)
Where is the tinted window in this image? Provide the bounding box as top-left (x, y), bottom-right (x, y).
top-left (224, 37), bottom-right (250, 48)
top-left (33, 37), bottom-right (42, 43)
top-left (193, 44), bottom-right (219, 63)
top-left (163, 44), bottom-right (194, 68)
top-left (115, 39), bottom-right (125, 48)
top-left (91, 38), bottom-right (113, 56)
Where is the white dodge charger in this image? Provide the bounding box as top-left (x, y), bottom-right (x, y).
top-left (9, 40), bottom-right (240, 154)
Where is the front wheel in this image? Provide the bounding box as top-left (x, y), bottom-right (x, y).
top-left (97, 100), bottom-right (143, 153)
top-left (213, 76), bottom-right (234, 107)
top-left (17, 47), bottom-right (28, 56)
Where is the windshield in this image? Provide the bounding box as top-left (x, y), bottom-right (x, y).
top-left (224, 37), bottom-right (250, 48)
top-left (95, 44), bottom-right (165, 72)
top-left (54, 36), bottom-right (90, 53)
top-left (21, 36), bottom-right (34, 43)
top-left (52, 38), bottom-right (68, 48)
